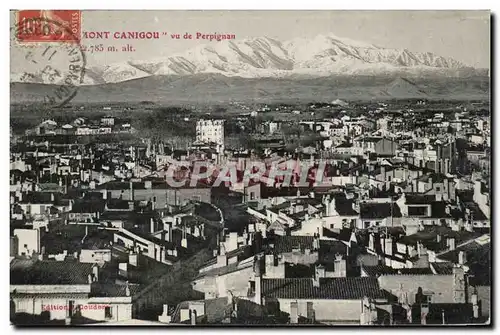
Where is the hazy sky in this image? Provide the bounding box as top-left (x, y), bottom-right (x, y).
top-left (11, 10), bottom-right (490, 70)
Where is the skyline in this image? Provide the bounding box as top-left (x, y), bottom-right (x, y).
top-left (10, 10), bottom-right (490, 71)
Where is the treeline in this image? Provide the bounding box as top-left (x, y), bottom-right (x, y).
top-left (133, 107), bottom-right (196, 141)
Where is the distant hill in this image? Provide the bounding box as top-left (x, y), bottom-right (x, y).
top-left (10, 74), bottom-right (490, 105)
top-left (379, 77), bottom-right (428, 98)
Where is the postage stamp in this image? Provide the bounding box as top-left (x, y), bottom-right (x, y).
top-left (12, 11), bottom-right (86, 107)
top-left (16, 10), bottom-right (81, 43)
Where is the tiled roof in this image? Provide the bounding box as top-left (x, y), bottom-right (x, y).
top-left (359, 136), bottom-right (384, 143)
top-left (430, 262), bottom-right (454, 275)
top-left (106, 199), bottom-right (131, 210)
top-left (284, 263), bottom-right (314, 278)
top-left (360, 202), bottom-right (402, 219)
top-left (318, 239), bottom-right (348, 263)
top-left (362, 265), bottom-right (433, 277)
top-left (18, 192), bottom-right (66, 205)
top-left (71, 200), bottom-right (105, 213)
top-left (429, 202), bottom-right (463, 220)
top-left (205, 297), bottom-right (232, 323)
top-left (270, 235), bottom-right (314, 254)
top-left (262, 277), bottom-right (385, 300)
top-left (335, 198), bottom-right (358, 216)
top-left (464, 202), bottom-right (488, 221)
top-left (41, 225), bottom-right (90, 254)
top-left (398, 226), bottom-right (480, 247)
top-left (437, 241), bottom-right (490, 267)
top-left (194, 261), bottom-right (253, 280)
top-left (90, 283), bottom-right (143, 297)
top-left (456, 190), bottom-right (474, 203)
top-left (201, 245), bottom-right (254, 269)
top-left (405, 193), bottom-right (436, 204)
top-left (10, 259), bottom-right (93, 285)
top-left (322, 228), bottom-right (353, 243)
top-left (96, 180), bottom-right (210, 190)
top-left (417, 173), bottom-right (451, 183)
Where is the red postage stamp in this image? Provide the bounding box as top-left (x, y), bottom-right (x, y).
top-left (16, 10), bottom-right (81, 43)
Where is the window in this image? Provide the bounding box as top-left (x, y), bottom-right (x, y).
top-left (24, 244), bottom-right (28, 248)
top-left (423, 294), bottom-right (433, 304)
top-left (68, 300), bottom-right (75, 317)
top-left (249, 280), bottom-right (256, 296)
top-left (408, 206), bottom-right (427, 216)
top-left (250, 192), bottom-right (255, 200)
top-left (105, 306), bottom-right (113, 319)
top-left (375, 221), bottom-right (381, 226)
top-left (435, 186), bottom-right (441, 192)
top-left (330, 224), bottom-right (334, 229)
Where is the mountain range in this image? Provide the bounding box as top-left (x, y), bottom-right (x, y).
top-left (11, 33), bottom-right (488, 86)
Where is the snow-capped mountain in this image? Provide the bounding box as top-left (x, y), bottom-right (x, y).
top-left (12, 33), bottom-right (483, 85)
top-left (84, 62), bottom-right (151, 85)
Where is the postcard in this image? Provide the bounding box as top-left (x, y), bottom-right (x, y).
top-left (9, 10), bottom-right (490, 326)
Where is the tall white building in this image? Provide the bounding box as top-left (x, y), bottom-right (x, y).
top-left (196, 119), bottom-right (225, 153)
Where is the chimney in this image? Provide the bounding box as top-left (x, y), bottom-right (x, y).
top-left (290, 301), bottom-right (298, 324)
top-left (129, 251), bottom-right (138, 267)
top-left (458, 251), bottom-right (466, 265)
top-left (436, 143), bottom-right (443, 161)
top-left (254, 231), bottom-right (263, 253)
top-left (329, 197), bottom-right (336, 216)
top-left (167, 222), bottom-right (173, 242)
top-left (181, 225), bottom-right (188, 248)
top-left (314, 264), bottom-right (325, 287)
top-left (129, 180), bottom-right (134, 201)
top-left (452, 265), bottom-right (466, 303)
top-left (150, 218), bottom-right (155, 233)
top-left (217, 249), bottom-right (228, 268)
top-left (333, 254), bottom-right (347, 277)
top-left (119, 262), bottom-right (128, 278)
top-left (313, 233), bottom-right (320, 251)
top-left (448, 237), bottom-right (456, 251)
top-left (265, 254), bottom-right (275, 273)
top-left (306, 301), bottom-right (315, 322)
top-left (125, 281), bottom-right (130, 297)
top-left (189, 309), bottom-right (197, 325)
top-left (369, 233), bottom-right (375, 251)
top-left (254, 255), bottom-right (262, 305)
top-left (471, 291), bottom-right (479, 319)
top-left (421, 304), bottom-right (429, 325)
top-left (92, 265), bottom-right (99, 282)
top-left (385, 237), bottom-right (393, 256)
top-left (159, 247), bottom-right (165, 262)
